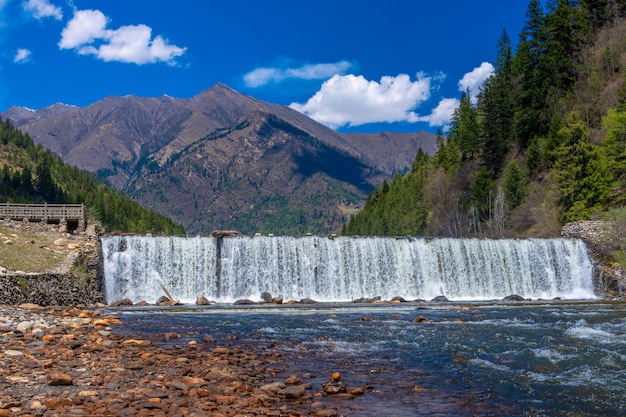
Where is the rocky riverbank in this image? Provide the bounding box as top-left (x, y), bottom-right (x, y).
top-left (561, 220), bottom-right (625, 298)
top-left (0, 304), bottom-right (358, 417)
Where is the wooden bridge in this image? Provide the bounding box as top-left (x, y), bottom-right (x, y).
top-left (1, 203), bottom-right (85, 231)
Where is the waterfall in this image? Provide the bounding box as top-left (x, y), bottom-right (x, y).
top-left (101, 235), bottom-right (596, 304)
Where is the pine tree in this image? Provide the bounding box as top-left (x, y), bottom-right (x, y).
top-left (543, 0), bottom-right (587, 95)
top-left (478, 32), bottom-right (514, 178)
top-left (470, 167), bottom-right (496, 220)
top-left (34, 159), bottom-right (56, 200)
top-left (555, 113), bottom-right (613, 221)
top-left (504, 162), bottom-right (527, 209)
top-left (513, 0), bottom-right (549, 148)
top-left (448, 90), bottom-right (481, 161)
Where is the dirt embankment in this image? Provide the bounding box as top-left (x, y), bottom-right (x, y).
top-left (0, 220), bottom-right (104, 307)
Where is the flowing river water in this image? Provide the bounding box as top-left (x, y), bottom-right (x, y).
top-left (113, 301), bottom-right (626, 417)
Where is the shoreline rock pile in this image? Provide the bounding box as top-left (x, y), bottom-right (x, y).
top-left (0, 304), bottom-right (361, 416)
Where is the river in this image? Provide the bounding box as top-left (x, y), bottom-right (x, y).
top-left (112, 301), bottom-right (626, 417)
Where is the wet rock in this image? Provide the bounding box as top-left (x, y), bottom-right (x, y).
top-left (109, 299), bottom-right (133, 307)
top-left (261, 292), bottom-right (273, 303)
top-left (234, 299), bottom-right (257, 305)
top-left (322, 380), bottom-right (346, 395)
top-left (284, 375), bottom-right (303, 386)
top-left (503, 294), bottom-right (525, 301)
top-left (391, 296), bottom-right (407, 303)
top-left (314, 409), bottom-right (339, 417)
top-left (156, 296), bottom-right (172, 306)
top-left (260, 381), bottom-right (285, 394)
top-left (321, 372), bottom-right (347, 395)
top-left (281, 385), bottom-right (307, 399)
top-left (347, 387), bottom-right (365, 395)
top-left (300, 298), bottom-right (318, 304)
top-left (196, 295), bottom-right (211, 305)
top-left (431, 295), bottom-right (449, 302)
top-left (413, 315), bottom-right (429, 323)
top-left (271, 297), bottom-right (283, 304)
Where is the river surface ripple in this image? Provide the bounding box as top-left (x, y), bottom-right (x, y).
top-left (111, 301), bottom-right (626, 417)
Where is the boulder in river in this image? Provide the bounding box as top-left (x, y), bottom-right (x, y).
top-left (234, 299), bottom-right (257, 305)
top-left (322, 372), bottom-right (347, 395)
top-left (503, 294), bottom-right (525, 301)
top-left (196, 295), bottom-right (211, 305)
top-left (431, 295), bottom-right (449, 302)
top-left (156, 296), bottom-right (172, 306)
top-left (109, 298), bottom-right (133, 307)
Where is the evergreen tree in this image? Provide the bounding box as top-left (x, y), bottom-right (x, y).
top-left (470, 167), bottom-right (496, 220)
top-left (526, 135), bottom-right (544, 175)
top-left (601, 107), bottom-right (626, 204)
top-left (555, 113), bottom-right (613, 221)
top-left (504, 161), bottom-right (527, 209)
top-left (34, 159), bottom-right (56, 200)
top-left (479, 30), bottom-right (516, 175)
top-left (448, 90), bottom-right (481, 161)
top-left (433, 129), bottom-right (461, 175)
top-left (513, 0), bottom-right (549, 148)
top-left (543, 0), bottom-right (587, 94)
top-left (19, 166), bottom-right (33, 196)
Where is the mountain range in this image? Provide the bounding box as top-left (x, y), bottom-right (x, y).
top-left (1, 83), bottom-right (437, 235)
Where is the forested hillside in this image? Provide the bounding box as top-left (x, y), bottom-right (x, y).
top-left (0, 119), bottom-right (184, 234)
top-left (344, 0), bottom-right (626, 256)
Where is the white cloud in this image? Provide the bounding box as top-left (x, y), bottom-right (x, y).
top-left (418, 98), bottom-right (459, 130)
top-left (289, 73), bottom-right (432, 129)
top-left (59, 9), bottom-right (186, 65)
top-left (13, 48), bottom-right (31, 63)
top-left (58, 9), bottom-right (107, 49)
top-left (458, 61), bottom-right (494, 100)
top-left (244, 61), bottom-right (353, 87)
top-left (23, 0), bottom-right (63, 20)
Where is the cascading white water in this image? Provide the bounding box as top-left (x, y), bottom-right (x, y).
top-left (101, 235), bottom-right (596, 303)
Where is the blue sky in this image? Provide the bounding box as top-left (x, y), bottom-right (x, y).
top-left (0, 0), bottom-right (530, 133)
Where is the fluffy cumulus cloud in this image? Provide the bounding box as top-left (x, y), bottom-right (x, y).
top-left (58, 9), bottom-right (186, 65)
top-left (289, 73), bottom-right (432, 128)
top-left (458, 62), bottom-right (494, 99)
top-left (58, 9), bottom-right (107, 49)
top-left (244, 61), bottom-right (353, 87)
top-left (13, 48), bottom-right (31, 63)
top-left (23, 0), bottom-right (62, 20)
top-left (418, 98), bottom-right (460, 129)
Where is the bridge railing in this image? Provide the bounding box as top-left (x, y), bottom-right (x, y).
top-left (0, 203), bottom-right (85, 222)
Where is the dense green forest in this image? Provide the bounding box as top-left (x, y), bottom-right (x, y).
top-left (343, 0), bottom-right (626, 251)
top-left (0, 119), bottom-right (184, 234)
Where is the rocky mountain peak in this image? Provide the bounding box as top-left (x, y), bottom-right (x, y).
top-left (0, 84), bottom-right (438, 234)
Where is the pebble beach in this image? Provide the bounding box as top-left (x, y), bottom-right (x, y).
top-left (0, 305), bottom-right (359, 417)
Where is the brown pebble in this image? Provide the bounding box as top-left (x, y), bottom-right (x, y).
top-left (46, 372), bottom-right (73, 386)
top-left (285, 374), bottom-right (303, 385)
